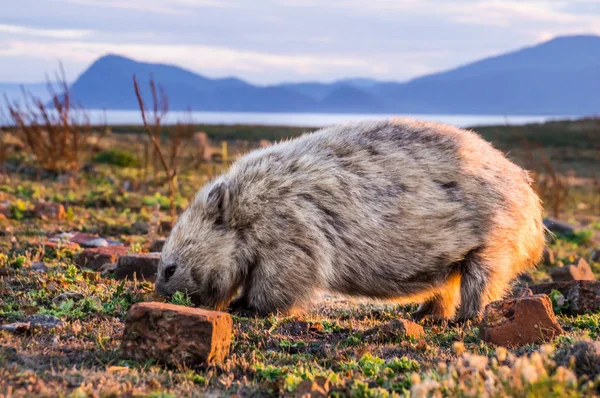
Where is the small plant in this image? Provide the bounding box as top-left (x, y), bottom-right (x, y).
top-left (170, 291), bottom-right (192, 306)
top-left (359, 354), bottom-right (385, 377)
top-left (385, 358), bottom-right (420, 374)
top-left (549, 289), bottom-right (568, 313)
top-left (94, 149), bottom-right (140, 168)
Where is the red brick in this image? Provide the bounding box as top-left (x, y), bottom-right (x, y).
top-left (480, 294), bottom-right (563, 347)
top-left (75, 246), bottom-right (129, 270)
top-left (120, 302), bottom-right (232, 366)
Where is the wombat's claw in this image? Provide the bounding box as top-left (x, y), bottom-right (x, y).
top-left (411, 313), bottom-right (450, 326)
top-left (227, 298), bottom-right (260, 317)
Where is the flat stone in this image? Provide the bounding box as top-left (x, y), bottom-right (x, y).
top-left (532, 281), bottom-right (600, 315)
top-left (52, 292), bottom-right (85, 305)
top-left (75, 246), bottom-right (129, 270)
top-left (82, 238), bottom-right (109, 247)
top-left (1, 315), bottom-right (65, 334)
top-left (150, 238), bottom-right (167, 253)
top-left (364, 319), bottom-right (424, 341)
top-left (120, 302), bottom-right (232, 366)
top-left (550, 258), bottom-right (594, 282)
top-left (31, 261), bottom-right (48, 273)
top-left (480, 295), bottom-right (563, 347)
top-left (543, 218), bottom-right (575, 236)
top-left (511, 286), bottom-right (533, 298)
top-left (34, 202), bottom-right (66, 220)
top-left (115, 253), bottom-right (160, 282)
top-left (67, 232), bottom-right (123, 248)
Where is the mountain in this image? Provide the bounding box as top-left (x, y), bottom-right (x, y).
top-left (33, 35), bottom-right (600, 115)
top-left (371, 35), bottom-right (600, 115)
top-left (68, 54), bottom-right (316, 112)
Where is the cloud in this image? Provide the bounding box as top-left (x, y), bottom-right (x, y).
top-left (60, 0), bottom-right (234, 14)
top-left (0, 39), bottom-right (376, 81)
top-left (0, 24), bottom-right (93, 39)
top-left (1, 0), bottom-right (599, 83)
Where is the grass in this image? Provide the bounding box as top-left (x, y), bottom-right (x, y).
top-left (0, 119), bottom-right (599, 396)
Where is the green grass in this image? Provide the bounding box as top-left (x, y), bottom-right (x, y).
top-left (0, 119), bottom-right (599, 396)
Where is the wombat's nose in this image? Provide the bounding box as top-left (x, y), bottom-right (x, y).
top-left (155, 280), bottom-right (167, 297)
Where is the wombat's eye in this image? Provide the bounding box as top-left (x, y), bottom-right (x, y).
top-left (164, 265), bottom-right (176, 281)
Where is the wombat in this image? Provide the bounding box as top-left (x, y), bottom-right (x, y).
top-left (155, 118), bottom-right (544, 321)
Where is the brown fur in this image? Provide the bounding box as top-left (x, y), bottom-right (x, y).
top-left (155, 118), bottom-right (545, 320)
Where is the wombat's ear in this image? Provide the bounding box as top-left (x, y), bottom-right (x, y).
top-left (205, 182), bottom-right (231, 226)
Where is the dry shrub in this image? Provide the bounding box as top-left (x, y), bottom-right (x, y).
top-left (132, 75), bottom-right (195, 225)
top-left (3, 66), bottom-right (92, 175)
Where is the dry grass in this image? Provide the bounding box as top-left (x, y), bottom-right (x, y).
top-left (3, 66), bottom-right (96, 177)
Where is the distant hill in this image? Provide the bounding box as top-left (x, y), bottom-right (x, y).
top-left (19, 35), bottom-right (600, 115)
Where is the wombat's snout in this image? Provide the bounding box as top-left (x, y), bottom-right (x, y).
top-left (154, 279), bottom-right (167, 297)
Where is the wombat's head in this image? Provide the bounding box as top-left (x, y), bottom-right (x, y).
top-left (155, 181), bottom-right (245, 310)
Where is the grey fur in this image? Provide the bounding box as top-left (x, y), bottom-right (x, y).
top-left (155, 118), bottom-right (544, 320)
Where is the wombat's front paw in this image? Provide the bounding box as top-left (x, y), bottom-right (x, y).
top-left (228, 297), bottom-right (260, 317)
top-left (411, 312), bottom-right (450, 326)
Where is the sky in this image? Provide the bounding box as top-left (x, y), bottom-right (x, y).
top-left (1, 0), bottom-right (600, 85)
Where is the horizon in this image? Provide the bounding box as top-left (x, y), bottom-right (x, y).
top-left (3, 1), bottom-right (600, 85)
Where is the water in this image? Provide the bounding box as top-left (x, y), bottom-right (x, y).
top-left (86, 110), bottom-right (572, 128)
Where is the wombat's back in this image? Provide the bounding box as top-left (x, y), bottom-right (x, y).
top-left (216, 118), bottom-right (544, 318)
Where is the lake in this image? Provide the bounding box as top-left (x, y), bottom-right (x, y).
top-left (86, 110), bottom-right (572, 128)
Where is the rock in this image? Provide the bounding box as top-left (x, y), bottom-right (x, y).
top-left (41, 240), bottom-right (80, 251)
top-left (1, 315), bottom-right (65, 334)
top-left (131, 221), bottom-right (150, 235)
top-left (52, 292), bottom-right (84, 305)
top-left (531, 281), bottom-right (600, 315)
top-left (98, 262), bottom-right (118, 276)
top-left (543, 218), bottom-right (575, 236)
top-left (542, 247), bottom-right (556, 265)
top-left (75, 246), bottom-right (129, 270)
top-left (150, 238), bottom-right (166, 253)
top-left (0, 322), bottom-right (31, 333)
top-left (479, 295), bottom-right (563, 347)
top-left (115, 253), bottom-right (160, 282)
top-left (517, 273), bottom-right (534, 286)
top-left (295, 377), bottom-right (330, 398)
top-left (364, 319), bottom-right (424, 341)
top-left (550, 258), bottom-right (594, 282)
top-left (120, 302), bottom-right (232, 366)
top-left (591, 249), bottom-right (600, 263)
top-left (82, 237), bottom-right (109, 248)
top-left (65, 232), bottom-right (123, 248)
top-left (31, 261), bottom-right (48, 273)
top-left (34, 202), bottom-right (66, 220)
top-left (28, 315), bottom-right (64, 329)
top-left (159, 220), bottom-right (173, 234)
top-left (511, 286), bottom-right (533, 298)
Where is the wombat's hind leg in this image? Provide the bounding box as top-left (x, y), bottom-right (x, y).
top-left (455, 248), bottom-right (511, 322)
top-left (411, 273), bottom-right (461, 322)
